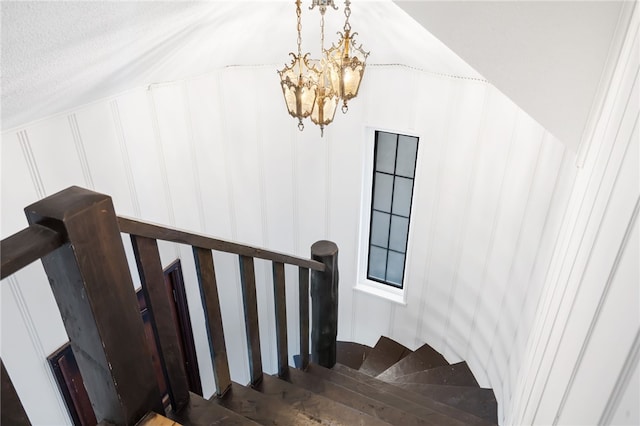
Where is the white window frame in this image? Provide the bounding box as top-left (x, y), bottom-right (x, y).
top-left (355, 126), bottom-right (421, 305)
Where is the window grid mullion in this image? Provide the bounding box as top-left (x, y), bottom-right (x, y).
top-left (367, 131), bottom-right (417, 288)
top-left (384, 134), bottom-right (400, 282)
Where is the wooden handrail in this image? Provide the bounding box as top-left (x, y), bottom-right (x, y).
top-left (117, 216), bottom-right (325, 272)
top-left (2, 187), bottom-right (340, 425)
top-left (1, 224), bottom-right (64, 279)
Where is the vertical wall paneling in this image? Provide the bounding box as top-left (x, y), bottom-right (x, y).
top-left (23, 116), bottom-right (85, 196)
top-left (524, 51), bottom-right (639, 426)
top-left (110, 100), bottom-right (142, 217)
top-left (74, 104), bottom-right (135, 215)
top-left (67, 113), bottom-right (95, 190)
top-left (463, 109), bottom-right (519, 374)
top-left (440, 82), bottom-right (489, 359)
top-left (388, 74), bottom-right (451, 348)
top-left (511, 9), bottom-right (639, 424)
top-left (501, 141), bottom-right (569, 410)
top-left (180, 82), bottom-right (207, 232)
top-left (413, 77), bottom-right (459, 349)
top-left (16, 130), bottom-right (46, 200)
top-left (184, 74), bottom-right (233, 239)
top-left (557, 198), bottom-right (639, 424)
top-left (604, 329), bottom-right (640, 426)
top-left (533, 120), bottom-right (639, 425)
top-left (115, 90), bottom-right (172, 227)
top-left (424, 79), bottom-right (487, 353)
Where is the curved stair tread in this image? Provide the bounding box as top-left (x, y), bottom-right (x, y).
top-left (211, 381), bottom-right (330, 425)
top-left (387, 361), bottom-right (479, 387)
top-left (376, 343), bottom-right (448, 382)
top-left (257, 373), bottom-right (391, 425)
top-left (333, 363), bottom-right (495, 426)
top-left (358, 336), bottom-right (412, 376)
top-left (336, 341), bottom-right (372, 370)
top-left (167, 392), bottom-right (259, 425)
top-left (392, 383), bottom-right (497, 425)
top-left (286, 366), bottom-right (447, 426)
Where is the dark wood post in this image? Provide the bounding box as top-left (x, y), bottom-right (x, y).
top-left (25, 186), bottom-right (163, 425)
top-left (310, 240), bottom-right (339, 368)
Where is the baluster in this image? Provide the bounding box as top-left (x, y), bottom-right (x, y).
top-left (272, 262), bottom-right (288, 377)
top-left (298, 267), bottom-right (310, 371)
top-left (238, 255), bottom-right (262, 385)
top-left (193, 247), bottom-right (231, 396)
top-left (131, 235), bottom-right (190, 410)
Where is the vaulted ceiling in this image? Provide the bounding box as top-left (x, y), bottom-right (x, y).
top-left (1, 1), bottom-right (628, 154)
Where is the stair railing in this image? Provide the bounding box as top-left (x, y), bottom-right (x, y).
top-left (0, 186), bottom-right (339, 425)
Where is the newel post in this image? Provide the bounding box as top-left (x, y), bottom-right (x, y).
top-left (310, 240), bottom-right (339, 368)
top-left (25, 186), bottom-right (163, 425)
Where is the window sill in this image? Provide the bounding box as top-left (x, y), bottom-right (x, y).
top-left (354, 282), bottom-right (407, 306)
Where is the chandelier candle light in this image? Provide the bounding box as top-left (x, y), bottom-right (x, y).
top-left (278, 0), bottom-right (369, 136)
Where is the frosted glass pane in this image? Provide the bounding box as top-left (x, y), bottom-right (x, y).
top-left (373, 173), bottom-right (393, 212)
top-left (389, 215), bottom-right (409, 252)
top-left (371, 211), bottom-right (390, 247)
top-left (376, 132), bottom-right (397, 174)
top-left (392, 176), bottom-right (413, 217)
top-left (386, 251), bottom-right (405, 286)
top-left (396, 136), bottom-right (418, 178)
top-left (368, 246), bottom-right (387, 281)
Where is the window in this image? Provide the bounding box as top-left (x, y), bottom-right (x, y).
top-left (367, 131), bottom-right (418, 288)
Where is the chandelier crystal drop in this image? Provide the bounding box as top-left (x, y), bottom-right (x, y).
top-left (278, 0), bottom-right (321, 131)
top-left (326, 0), bottom-right (369, 114)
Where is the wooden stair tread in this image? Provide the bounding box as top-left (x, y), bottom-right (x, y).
top-left (376, 343), bottom-right (449, 381)
top-left (257, 373), bottom-right (391, 425)
top-left (167, 392), bottom-right (259, 425)
top-left (333, 363), bottom-right (495, 425)
top-left (358, 336), bottom-right (412, 376)
top-left (387, 361), bottom-right (479, 387)
top-left (391, 383), bottom-right (497, 425)
top-left (336, 341), bottom-right (372, 370)
top-left (211, 381), bottom-right (327, 425)
top-left (286, 366), bottom-right (441, 426)
top-left (137, 412), bottom-right (180, 426)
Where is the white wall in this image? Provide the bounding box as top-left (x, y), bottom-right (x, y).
top-left (508, 7), bottom-right (640, 425)
top-left (2, 62), bottom-right (575, 424)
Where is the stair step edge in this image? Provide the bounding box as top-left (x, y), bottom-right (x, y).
top-left (286, 366), bottom-right (462, 426)
top-left (333, 363), bottom-right (496, 426)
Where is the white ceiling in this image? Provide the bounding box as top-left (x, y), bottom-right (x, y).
top-left (1, 1), bottom-right (631, 153)
top-left (0, 1), bottom-right (480, 131)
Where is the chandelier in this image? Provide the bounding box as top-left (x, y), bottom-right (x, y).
top-left (326, 0), bottom-right (369, 114)
top-left (277, 0), bottom-right (321, 131)
top-left (278, 0), bottom-right (369, 136)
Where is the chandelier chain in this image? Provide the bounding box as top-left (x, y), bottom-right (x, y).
top-left (296, 0), bottom-right (302, 57)
top-left (320, 10), bottom-right (325, 53)
top-left (343, 0), bottom-right (351, 32)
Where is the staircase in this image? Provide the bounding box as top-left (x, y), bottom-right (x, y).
top-left (166, 336), bottom-right (497, 425)
top-left (1, 186), bottom-right (497, 426)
